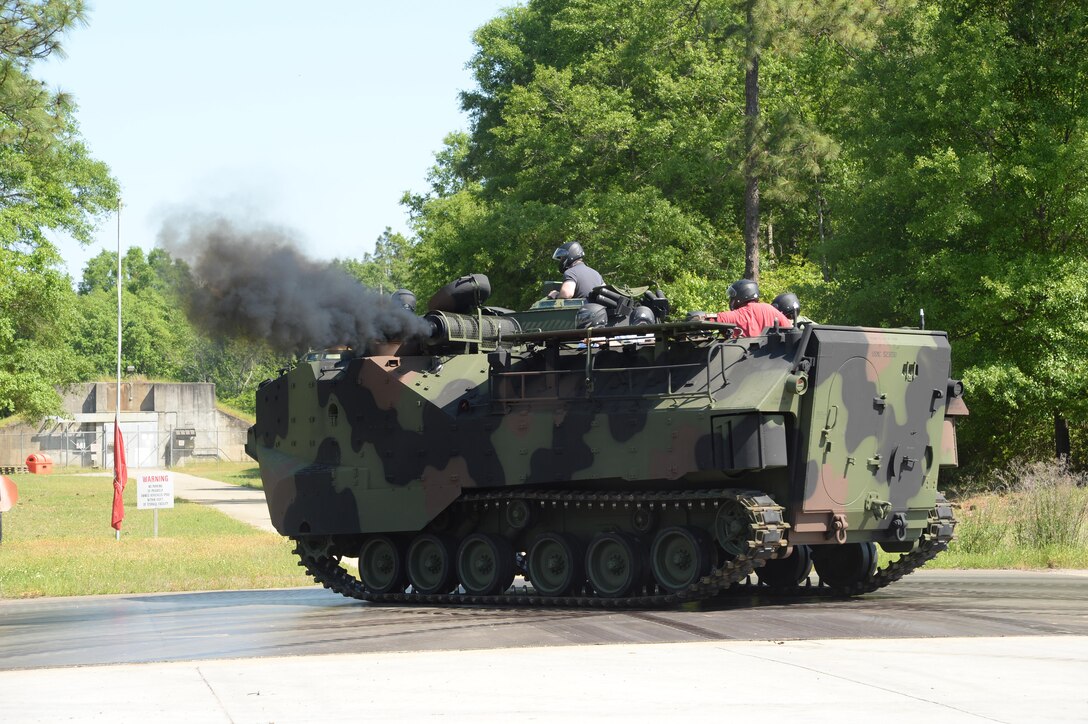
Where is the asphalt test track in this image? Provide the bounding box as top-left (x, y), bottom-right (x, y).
top-left (2, 569), bottom-right (1086, 670)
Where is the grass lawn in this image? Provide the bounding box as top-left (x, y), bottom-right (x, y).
top-left (2, 468), bottom-right (1085, 600)
top-left (928, 485), bottom-right (1088, 570)
top-left (174, 461), bottom-right (263, 489)
top-left (0, 473), bottom-right (304, 598)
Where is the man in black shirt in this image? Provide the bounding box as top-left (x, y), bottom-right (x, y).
top-left (548, 241), bottom-right (604, 299)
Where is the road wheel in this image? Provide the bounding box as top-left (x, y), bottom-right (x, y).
top-left (457, 533), bottom-right (515, 596)
top-left (812, 542), bottom-right (878, 589)
top-left (650, 526), bottom-right (711, 593)
top-left (527, 532), bottom-right (584, 597)
top-left (586, 532), bottom-right (644, 598)
top-left (757, 544), bottom-right (813, 589)
top-left (358, 535), bottom-right (407, 594)
top-left (406, 533), bottom-right (458, 594)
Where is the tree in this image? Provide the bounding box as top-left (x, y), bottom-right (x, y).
top-left (412, 1), bottom-right (748, 309)
top-left (334, 228), bottom-right (415, 294)
top-left (73, 246), bottom-right (283, 415)
top-left (700, 0), bottom-right (898, 282)
top-left (825, 0), bottom-right (1088, 470)
top-left (0, 241), bottom-right (90, 419)
top-left (74, 248), bottom-right (196, 381)
top-left (1, 1), bottom-right (117, 249)
top-left (0, 0), bottom-right (118, 420)
top-left (406, 0), bottom-right (892, 309)
top-left (184, 336), bottom-right (281, 415)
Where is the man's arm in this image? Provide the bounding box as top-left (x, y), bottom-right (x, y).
top-left (549, 280), bottom-right (577, 299)
top-left (714, 309), bottom-right (739, 324)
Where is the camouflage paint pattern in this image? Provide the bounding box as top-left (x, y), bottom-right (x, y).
top-left (248, 320), bottom-right (964, 550)
top-left (790, 326), bottom-right (956, 545)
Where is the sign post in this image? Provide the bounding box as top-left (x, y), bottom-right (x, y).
top-left (137, 471), bottom-right (174, 537)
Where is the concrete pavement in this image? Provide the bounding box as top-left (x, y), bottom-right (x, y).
top-left (9, 470), bottom-right (1085, 722)
top-left (3, 636), bottom-right (1086, 722)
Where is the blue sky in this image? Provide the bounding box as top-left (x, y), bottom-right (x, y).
top-left (39, 0), bottom-right (514, 282)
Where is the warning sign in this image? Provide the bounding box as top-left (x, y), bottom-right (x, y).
top-left (137, 472), bottom-right (174, 509)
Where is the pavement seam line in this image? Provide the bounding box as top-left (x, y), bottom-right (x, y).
top-left (714, 644), bottom-right (1009, 724)
top-left (196, 666), bottom-right (237, 724)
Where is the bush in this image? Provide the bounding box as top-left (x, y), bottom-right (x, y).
top-left (949, 498), bottom-right (1009, 555)
top-left (995, 460), bottom-right (1088, 548)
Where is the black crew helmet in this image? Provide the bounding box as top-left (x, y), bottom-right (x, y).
top-left (771, 292), bottom-right (800, 322)
top-left (391, 288), bottom-right (417, 313)
top-left (575, 302), bottom-right (608, 329)
top-left (727, 278), bottom-right (760, 309)
top-left (553, 241), bottom-right (585, 271)
top-left (628, 306), bottom-right (656, 326)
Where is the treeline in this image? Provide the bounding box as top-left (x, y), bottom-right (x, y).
top-left (2, 0), bottom-right (1086, 477)
top-left (0, 234), bottom-right (413, 420)
top-left (400, 0), bottom-right (1088, 476)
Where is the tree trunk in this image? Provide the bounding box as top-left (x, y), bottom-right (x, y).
top-left (743, 5), bottom-right (761, 283)
top-left (817, 179), bottom-right (830, 281)
top-left (766, 213), bottom-right (775, 263)
top-left (1055, 412), bottom-right (1071, 461)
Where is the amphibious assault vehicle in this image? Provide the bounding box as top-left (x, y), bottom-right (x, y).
top-left (247, 275), bottom-right (965, 606)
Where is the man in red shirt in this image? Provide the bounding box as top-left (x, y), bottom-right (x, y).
top-left (714, 279), bottom-right (793, 337)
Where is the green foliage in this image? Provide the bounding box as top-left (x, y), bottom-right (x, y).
top-left (665, 272), bottom-right (731, 319)
top-left (1, 1), bottom-right (118, 248)
top-left (941, 459), bottom-right (1088, 567)
top-left (825, 1), bottom-right (1088, 471)
top-left (947, 501), bottom-right (1008, 556)
top-left (187, 337), bottom-right (282, 415)
top-left (402, 132), bottom-right (492, 299)
top-left (71, 247), bottom-right (286, 415)
top-left (0, 240), bottom-right (90, 420)
top-left (73, 248), bottom-right (198, 380)
top-left (0, 1), bottom-right (117, 420)
top-left (406, 1), bottom-right (895, 306)
top-left (411, 0), bottom-right (761, 308)
top-left (999, 460), bottom-right (1088, 549)
top-left (333, 227), bottom-right (416, 294)
top-left (3, 0), bottom-right (1086, 481)
top-left (757, 256), bottom-right (829, 321)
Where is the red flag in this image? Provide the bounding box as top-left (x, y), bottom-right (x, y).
top-left (111, 419), bottom-right (127, 531)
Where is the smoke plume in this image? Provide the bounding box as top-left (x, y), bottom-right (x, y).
top-left (160, 214), bottom-right (430, 354)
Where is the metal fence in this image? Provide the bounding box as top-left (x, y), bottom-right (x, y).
top-left (0, 427), bottom-right (249, 470)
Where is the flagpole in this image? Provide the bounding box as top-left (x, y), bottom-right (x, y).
top-left (115, 200), bottom-right (122, 541)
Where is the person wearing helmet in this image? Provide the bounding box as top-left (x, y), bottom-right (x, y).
top-left (390, 288), bottom-right (417, 313)
top-left (713, 278), bottom-right (792, 337)
top-left (772, 291), bottom-right (815, 326)
top-left (548, 241), bottom-right (604, 299)
top-left (770, 292), bottom-right (800, 323)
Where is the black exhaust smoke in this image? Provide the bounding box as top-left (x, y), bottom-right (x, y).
top-left (159, 214), bottom-right (431, 354)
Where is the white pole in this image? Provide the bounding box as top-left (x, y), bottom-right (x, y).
top-left (115, 200), bottom-right (122, 542)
